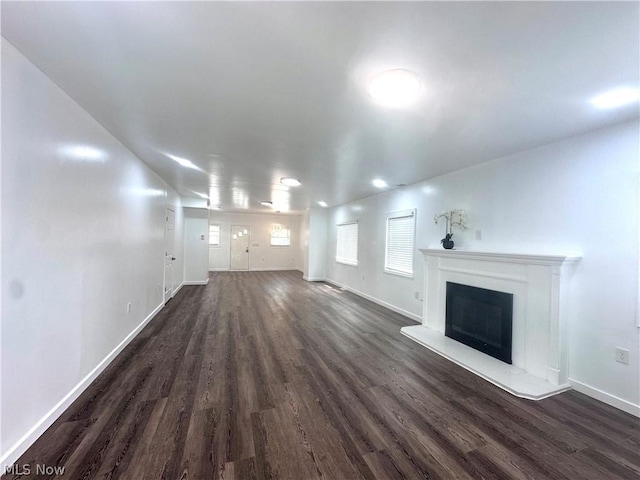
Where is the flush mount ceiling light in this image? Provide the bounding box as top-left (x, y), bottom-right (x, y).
top-left (317, 201), bottom-right (328, 208)
top-left (59, 145), bottom-right (107, 162)
top-left (590, 88), bottom-right (640, 109)
top-left (260, 201), bottom-right (273, 207)
top-left (167, 153), bottom-right (200, 170)
top-left (280, 177), bottom-right (301, 187)
top-left (372, 178), bottom-right (388, 188)
top-left (368, 69), bottom-right (421, 107)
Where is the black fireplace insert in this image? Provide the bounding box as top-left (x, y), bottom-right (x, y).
top-left (445, 282), bottom-right (513, 364)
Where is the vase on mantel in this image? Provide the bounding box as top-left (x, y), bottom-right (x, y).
top-left (441, 233), bottom-right (454, 250)
top-left (434, 209), bottom-right (467, 250)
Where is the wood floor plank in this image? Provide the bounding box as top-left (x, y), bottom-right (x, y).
top-left (362, 450), bottom-right (408, 480)
top-left (3, 271), bottom-right (638, 480)
top-left (118, 397), bottom-right (167, 480)
top-left (281, 381), bottom-right (371, 479)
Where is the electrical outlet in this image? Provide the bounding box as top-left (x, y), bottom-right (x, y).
top-left (475, 230), bottom-right (482, 240)
top-left (615, 347), bottom-right (629, 364)
top-left (414, 291), bottom-right (420, 300)
top-left (126, 302), bottom-right (132, 314)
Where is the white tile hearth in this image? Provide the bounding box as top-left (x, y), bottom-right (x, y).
top-left (401, 325), bottom-right (571, 400)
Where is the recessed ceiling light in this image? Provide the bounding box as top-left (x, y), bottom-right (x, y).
top-left (167, 154), bottom-right (200, 170)
top-left (280, 177), bottom-right (301, 187)
top-left (318, 201), bottom-right (328, 207)
top-left (260, 201), bottom-right (273, 207)
top-left (590, 88), bottom-right (640, 109)
top-left (372, 178), bottom-right (388, 188)
top-left (368, 69), bottom-right (421, 107)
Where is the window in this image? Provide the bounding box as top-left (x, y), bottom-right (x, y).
top-left (385, 209), bottom-right (415, 277)
top-left (209, 224), bottom-right (221, 246)
top-left (336, 221), bottom-right (358, 266)
top-left (270, 223), bottom-right (291, 246)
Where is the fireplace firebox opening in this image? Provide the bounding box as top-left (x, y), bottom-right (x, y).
top-left (445, 282), bottom-right (513, 364)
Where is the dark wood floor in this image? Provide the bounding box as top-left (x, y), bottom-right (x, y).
top-left (4, 271), bottom-right (639, 480)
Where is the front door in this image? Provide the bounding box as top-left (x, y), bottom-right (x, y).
top-left (164, 208), bottom-right (175, 302)
top-left (230, 225), bottom-right (250, 270)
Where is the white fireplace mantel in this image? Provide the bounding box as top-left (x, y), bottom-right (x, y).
top-left (401, 248), bottom-right (581, 400)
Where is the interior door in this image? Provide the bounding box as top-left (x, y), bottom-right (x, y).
top-left (230, 225), bottom-right (250, 270)
top-left (164, 208), bottom-right (175, 302)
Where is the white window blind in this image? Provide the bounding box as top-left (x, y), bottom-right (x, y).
top-left (209, 224), bottom-right (221, 246)
top-left (270, 224), bottom-right (291, 246)
top-left (336, 222), bottom-right (358, 266)
top-left (385, 210), bottom-right (415, 276)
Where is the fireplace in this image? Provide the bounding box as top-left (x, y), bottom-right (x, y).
top-left (445, 282), bottom-right (513, 364)
top-left (401, 249), bottom-right (580, 400)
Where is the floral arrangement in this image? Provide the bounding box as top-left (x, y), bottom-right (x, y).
top-left (434, 209), bottom-right (468, 236)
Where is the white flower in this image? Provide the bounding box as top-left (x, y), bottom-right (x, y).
top-left (434, 209), bottom-right (468, 234)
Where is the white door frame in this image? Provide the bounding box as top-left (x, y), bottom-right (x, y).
top-left (163, 207), bottom-right (176, 302)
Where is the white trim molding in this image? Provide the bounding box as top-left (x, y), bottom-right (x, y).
top-left (325, 279), bottom-right (422, 323)
top-left (303, 276), bottom-right (326, 282)
top-left (172, 282), bottom-right (185, 297)
top-left (569, 378), bottom-right (640, 417)
top-left (248, 267), bottom-right (300, 272)
top-left (419, 248), bottom-right (582, 267)
top-left (0, 302), bottom-right (165, 470)
top-left (182, 279), bottom-right (209, 285)
top-left (209, 268), bottom-right (301, 273)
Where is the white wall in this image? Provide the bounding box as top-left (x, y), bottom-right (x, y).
top-left (208, 212), bottom-right (301, 271)
top-left (184, 208), bottom-right (210, 284)
top-left (325, 121), bottom-right (640, 413)
top-left (1, 39), bottom-right (185, 466)
top-left (299, 210), bottom-right (310, 274)
top-left (306, 208), bottom-right (328, 281)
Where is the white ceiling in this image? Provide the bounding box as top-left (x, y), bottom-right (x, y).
top-left (2, 2), bottom-right (638, 214)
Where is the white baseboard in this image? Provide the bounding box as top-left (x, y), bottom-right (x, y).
top-left (0, 302), bottom-right (165, 469)
top-left (249, 267), bottom-right (299, 272)
top-left (569, 378), bottom-right (640, 417)
top-left (324, 279), bottom-right (422, 323)
top-left (209, 268), bottom-right (299, 272)
top-left (303, 276), bottom-right (326, 282)
top-left (172, 282), bottom-right (184, 296)
top-left (182, 278), bottom-right (209, 285)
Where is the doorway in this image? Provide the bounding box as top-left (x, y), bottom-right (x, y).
top-left (164, 208), bottom-right (175, 302)
top-left (230, 225), bottom-right (250, 270)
